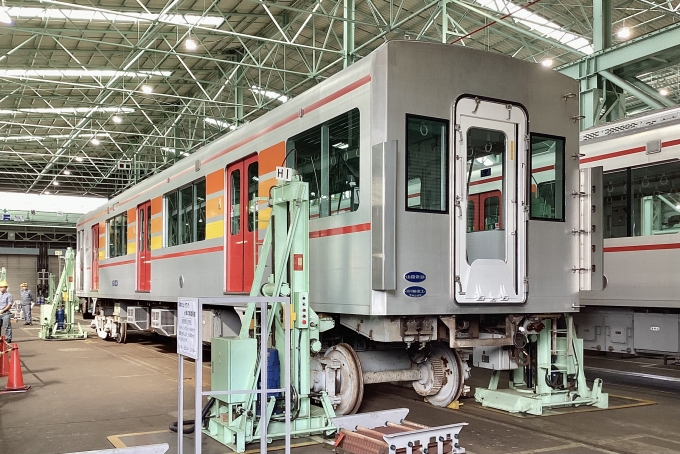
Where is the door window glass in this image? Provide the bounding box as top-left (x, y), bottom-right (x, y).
top-left (167, 192), bottom-right (179, 247)
top-left (180, 186), bottom-right (194, 244)
top-left (139, 209), bottom-right (144, 252)
top-left (147, 206), bottom-right (152, 250)
top-left (466, 127), bottom-right (506, 263)
top-left (247, 162), bottom-right (259, 232)
top-left (230, 169), bottom-right (241, 235)
top-left (603, 170), bottom-right (628, 238)
top-left (406, 115), bottom-right (448, 212)
top-left (195, 180), bottom-right (206, 241)
top-left (530, 134), bottom-right (565, 221)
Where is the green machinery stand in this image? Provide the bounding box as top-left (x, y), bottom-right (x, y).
top-left (475, 315), bottom-right (608, 415)
top-left (205, 177), bottom-right (336, 452)
top-left (39, 247), bottom-right (87, 340)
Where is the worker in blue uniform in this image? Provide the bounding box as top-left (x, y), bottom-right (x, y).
top-left (20, 283), bottom-right (34, 325)
top-left (0, 281), bottom-right (13, 343)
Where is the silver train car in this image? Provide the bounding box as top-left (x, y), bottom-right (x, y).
top-left (578, 107), bottom-right (680, 357)
top-left (76, 40), bottom-right (597, 408)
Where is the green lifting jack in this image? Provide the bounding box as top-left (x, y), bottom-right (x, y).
top-left (39, 247), bottom-right (87, 340)
top-left (205, 176), bottom-right (336, 452)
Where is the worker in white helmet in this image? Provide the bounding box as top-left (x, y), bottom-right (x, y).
top-left (0, 281), bottom-right (13, 343)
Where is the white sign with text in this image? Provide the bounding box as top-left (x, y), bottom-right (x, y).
top-left (177, 298), bottom-right (199, 359)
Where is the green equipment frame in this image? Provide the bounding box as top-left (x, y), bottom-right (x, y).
top-left (475, 315), bottom-right (608, 415)
top-left (39, 247), bottom-right (87, 340)
top-left (204, 177), bottom-right (336, 452)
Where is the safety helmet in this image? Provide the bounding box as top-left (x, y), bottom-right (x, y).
top-left (20, 283), bottom-right (28, 287)
top-left (0, 281), bottom-right (8, 288)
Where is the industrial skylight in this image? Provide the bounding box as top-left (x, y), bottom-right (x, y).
top-left (0, 107), bottom-right (133, 115)
top-left (0, 69), bottom-right (172, 78)
top-left (0, 132), bottom-right (110, 141)
top-left (0, 133), bottom-right (110, 142)
top-left (250, 86), bottom-right (289, 103)
top-left (472, 0), bottom-right (594, 54)
top-left (204, 117), bottom-right (236, 130)
top-left (1, 7), bottom-right (224, 27)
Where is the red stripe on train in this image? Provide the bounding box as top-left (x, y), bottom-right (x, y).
top-left (581, 137), bottom-right (680, 164)
top-left (310, 222), bottom-right (371, 238)
top-left (99, 259), bottom-right (135, 268)
top-left (604, 243), bottom-right (680, 253)
top-left (152, 245), bottom-right (224, 260)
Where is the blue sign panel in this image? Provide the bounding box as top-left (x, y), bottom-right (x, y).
top-left (2, 214), bottom-right (10, 221)
top-left (404, 286), bottom-right (426, 298)
top-left (112, 280), bottom-right (118, 287)
top-left (404, 272), bottom-right (426, 283)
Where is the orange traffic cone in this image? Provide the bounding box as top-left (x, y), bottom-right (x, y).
top-left (0, 343), bottom-right (30, 393)
top-left (0, 336), bottom-right (8, 378)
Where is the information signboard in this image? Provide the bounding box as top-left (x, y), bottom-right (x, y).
top-left (177, 298), bottom-right (199, 359)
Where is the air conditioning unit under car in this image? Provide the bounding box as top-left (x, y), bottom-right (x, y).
top-left (127, 306), bottom-right (150, 330)
top-left (151, 308), bottom-right (177, 336)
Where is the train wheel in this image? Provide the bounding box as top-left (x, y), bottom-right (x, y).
top-left (324, 343), bottom-right (364, 415)
top-left (115, 322), bottom-right (127, 344)
top-left (422, 343), bottom-right (465, 408)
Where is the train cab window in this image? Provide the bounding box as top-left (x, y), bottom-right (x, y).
top-left (286, 108), bottom-right (360, 219)
top-left (529, 134), bottom-right (565, 221)
top-left (107, 212), bottom-right (128, 258)
top-left (165, 178), bottom-right (206, 246)
top-left (406, 115), bottom-right (448, 213)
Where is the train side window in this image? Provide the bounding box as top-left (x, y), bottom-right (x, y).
top-left (631, 162), bottom-right (680, 237)
top-left (529, 134), bottom-right (565, 221)
top-left (286, 108), bottom-right (360, 219)
top-left (406, 115), bottom-right (448, 213)
top-left (166, 192), bottom-right (179, 247)
top-left (603, 170), bottom-right (628, 238)
top-left (106, 212), bottom-right (128, 258)
top-left (165, 178), bottom-right (207, 246)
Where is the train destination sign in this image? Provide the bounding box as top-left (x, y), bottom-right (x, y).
top-left (177, 298), bottom-right (199, 359)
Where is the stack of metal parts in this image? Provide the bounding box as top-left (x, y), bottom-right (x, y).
top-left (332, 409), bottom-right (467, 454)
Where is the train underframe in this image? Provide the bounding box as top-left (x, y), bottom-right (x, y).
top-left (82, 295), bottom-right (564, 412)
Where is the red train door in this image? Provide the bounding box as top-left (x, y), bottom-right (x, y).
top-left (91, 224), bottom-right (99, 291)
top-left (137, 201), bottom-right (152, 291)
top-left (226, 155), bottom-right (258, 292)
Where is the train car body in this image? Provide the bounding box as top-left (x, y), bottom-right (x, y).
top-left (578, 107), bottom-right (680, 356)
top-left (76, 40), bottom-right (597, 405)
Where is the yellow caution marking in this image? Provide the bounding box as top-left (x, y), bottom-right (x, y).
top-left (107, 430), bottom-right (168, 448)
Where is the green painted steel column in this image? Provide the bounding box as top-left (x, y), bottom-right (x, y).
top-left (343, 0), bottom-right (355, 68)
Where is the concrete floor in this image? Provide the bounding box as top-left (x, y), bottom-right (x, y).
top-left (2, 310), bottom-right (680, 454)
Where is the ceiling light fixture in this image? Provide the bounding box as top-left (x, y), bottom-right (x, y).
top-left (53, 181), bottom-right (59, 186)
top-left (63, 169), bottom-right (71, 175)
top-left (91, 138), bottom-right (100, 145)
top-left (185, 38), bottom-right (197, 51)
top-left (112, 115), bottom-right (122, 124)
top-left (617, 27), bottom-right (630, 39)
top-left (204, 117), bottom-right (234, 129)
top-left (75, 156), bottom-right (84, 162)
top-left (659, 88), bottom-right (669, 96)
top-left (541, 59), bottom-right (554, 68)
top-left (141, 85), bottom-right (153, 94)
